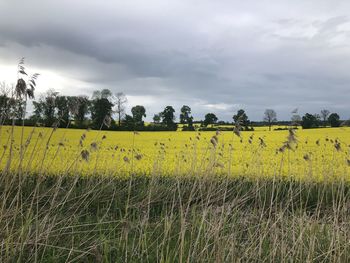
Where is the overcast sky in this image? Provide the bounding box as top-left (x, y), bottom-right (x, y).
top-left (0, 0), bottom-right (350, 121)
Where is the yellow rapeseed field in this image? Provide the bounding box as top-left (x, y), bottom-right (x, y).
top-left (0, 126), bottom-right (349, 180)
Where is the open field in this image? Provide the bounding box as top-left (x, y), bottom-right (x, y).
top-left (0, 126), bottom-right (349, 180)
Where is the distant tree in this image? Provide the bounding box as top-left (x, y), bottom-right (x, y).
top-left (233, 109), bottom-right (250, 130)
top-left (55, 96), bottom-right (70, 127)
top-left (161, 106), bottom-right (177, 130)
top-left (291, 114), bottom-right (302, 128)
top-left (0, 83), bottom-right (12, 124)
top-left (0, 94), bottom-right (11, 123)
top-left (43, 90), bottom-right (59, 127)
top-left (320, 109), bottom-right (330, 127)
top-left (71, 96), bottom-right (90, 128)
top-left (314, 113), bottom-right (321, 123)
top-left (328, 113), bottom-right (340, 127)
top-left (115, 92), bottom-right (127, 126)
top-left (32, 90), bottom-right (59, 127)
top-left (90, 89), bottom-right (114, 129)
top-left (131, 105), bottom-right (146, 128)
top-left (31, 100), bottom-right (44, 123)
top-left (179, 105), bottom-right (193, 126)
top-left (301, 113), bottom-right (320, 129)
top-left (90, 90), bottom-right (114, 129)
top-left (92, 89), bottom-right (113, 100)
top-left (123, 114), bottom-right (135, 130)
top-left (153, 113), bottom-right (161, 124)
top-left (203, 113), bottom-right (218, 127)
top-left (340, 119), bottom-right (350, 127)
top-left (263, 109), bottom-right (277, 131)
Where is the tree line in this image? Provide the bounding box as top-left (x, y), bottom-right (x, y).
top-left (0, 59), bottom-right (347, 131)
top-left (0, 85), bottom-right (345, 131)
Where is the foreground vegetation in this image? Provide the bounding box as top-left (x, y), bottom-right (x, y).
top-left (2, 172), bottom-right (350, 262)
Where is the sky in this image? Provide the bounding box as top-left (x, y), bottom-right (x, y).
top-left (0, 0), bottom-right (350, 121)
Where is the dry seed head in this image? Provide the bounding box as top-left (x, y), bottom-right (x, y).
top-left (103, 115), bottom-right (112, 128)
top-left (233, 126), bottom-right (241, 138)
top-left (214, 162), bottom-right (224, 168)
top-left (81, 149), bottom-right (90, 162)
top-left (123, 156), bottom-right (130, 163)
top-left (303, 154), bottom-right (310, 161)
top-left (135, 154), bottom-right (142, 160)
top-left (90, 142), bottom-right (98, 151)
top-left (259, 137), bottom-right (266, 147)
top-left (287, 128), bottom-right (297, 144)
top-left (210, 135), bottom-right (218, 148)
top-left (279, 145), bottom-right (286, 153)
top-left (335, 142), bottom-right (341, 151)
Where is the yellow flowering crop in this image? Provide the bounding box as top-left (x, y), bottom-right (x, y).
top-left (0, 126), bottom-right (349, 181)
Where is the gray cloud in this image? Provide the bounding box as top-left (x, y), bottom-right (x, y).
top-left (0, 0), bottom-right (350, 121)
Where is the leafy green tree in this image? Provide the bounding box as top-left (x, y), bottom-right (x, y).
top-left (72, 96), bottom-right (90, 128)
top-left (122, 114), bottom-right (135, 130)
top-left (161, 106), bottom-right (177, 130)
top-left (0, 94), bottom-right (11, 123)
top-left (180, 105), bottom-right (193, 123)
top-left (301, 113), bottom-right (320, 129)
top-left (32, 90), bottom-right (59, 127)
top-left (131, 105), bottom-right (146, 128)
top-left (153, 113), bottom-right (161, 124)
top-left (328, 113), bottom-right (340, 127)
top-left (90, 89), bottom-right (114, 129)
top-left (31, 100), bottom-right (44, 123)
top-left (203, 113), bottom-right (218, 127)
top-left (55, 96), bottom-right (70, 127)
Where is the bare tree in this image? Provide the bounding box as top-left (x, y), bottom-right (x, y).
top-left (291, 114), bottom-right (301, 128)
top-left (263, 109), bottom-right (277, 131)
top-left (115, 92), bottom-right (127, 126)
top-left (320, 109), bottom-right (330, 127)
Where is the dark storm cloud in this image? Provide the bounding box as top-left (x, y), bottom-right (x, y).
top-left (0, 0), bottom-right (350, 121)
